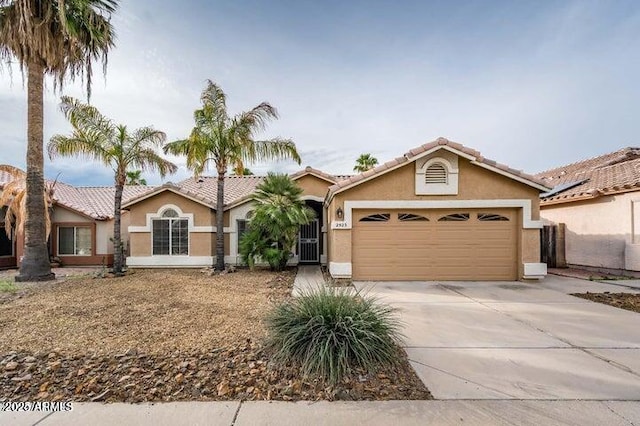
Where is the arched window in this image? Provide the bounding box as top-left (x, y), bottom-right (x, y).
top-left (425, 163), bottom-right (447, 184)
top-left (162, 208), bottom-right (179, 218)
top-left (153, 208), bottom-right (188, 255)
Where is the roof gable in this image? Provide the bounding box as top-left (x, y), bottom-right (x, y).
top-left (327, 137), bottom-right (551, 201)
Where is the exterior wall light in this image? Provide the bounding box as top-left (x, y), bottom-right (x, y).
top-left (336, 207), bottom-right (343, 219)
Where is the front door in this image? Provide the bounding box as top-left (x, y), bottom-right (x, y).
top-left (299, 219), bottom-right (320, 263)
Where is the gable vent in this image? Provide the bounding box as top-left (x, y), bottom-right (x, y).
top-left (425, 163), bottom-right (447, 184)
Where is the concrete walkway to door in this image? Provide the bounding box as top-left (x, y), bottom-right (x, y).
top-left (355, 275), bottom-right (640, 400)
top-left (292, 265), bottom-right (326, 296)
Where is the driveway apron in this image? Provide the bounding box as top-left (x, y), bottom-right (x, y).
top-left (354, 277), bottom-right (640, 400)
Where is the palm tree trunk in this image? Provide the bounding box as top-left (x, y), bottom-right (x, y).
top-left (16, 63), bottom-right (55, 282)
top-left (112, 172), bottom-right (125, 275)
top-left (215, 172), bottom-right (225, 271)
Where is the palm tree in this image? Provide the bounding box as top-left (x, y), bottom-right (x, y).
top-left (240, 173), bottom-right (315, 271)
top-left (164, 80), bottom-right (301, 271)
top-left (353, 153), bottom-right (379, 172)
top-left (48, 96), bottom-right (177, 275)
top-left (0, 0), bottom-right (118, 281)
top-left (126, 170), bottom-right (147, 185)
top-left (0, 165), bottom-right (55, 241)
top-left (232, 166), bottom-right (254, 176)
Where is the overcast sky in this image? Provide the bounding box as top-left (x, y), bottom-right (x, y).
top-left (1, 0), bottom-right (639, 186)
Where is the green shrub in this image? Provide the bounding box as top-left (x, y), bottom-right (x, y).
top-left (266, 287), bottom-right (403, 384)
top-left (0, 280), bottom-right (17, 293)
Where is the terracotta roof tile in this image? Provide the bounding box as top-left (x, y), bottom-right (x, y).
top-left (327, 137), bottom-right (548, 198)
top-left (536, 147), bottom-right (640, 204)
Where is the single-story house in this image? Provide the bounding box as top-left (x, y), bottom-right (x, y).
top-left (536, 147), bottom-right (640, 274)
top-left (122, 137), bottom-right (551, 280)
top-left (0, 171), bottom-right (151, 268)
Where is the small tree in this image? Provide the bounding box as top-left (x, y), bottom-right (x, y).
top-left (125, 170), bottom-right (147, 185)
top-left (239, 174), bottom-right (314, 271)
top-left (353, 153), bottom-right (379, 172)
top-left (48, 97), bottom-right (177, 274)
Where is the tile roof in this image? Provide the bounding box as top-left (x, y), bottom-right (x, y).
top-left (327, 137), bottom-right (550, 200)
top-left (289, 166), bottom-right (351, 183)
top-left (536, 147), bottom-right (640, 204)
top-left (123, 168), bottom-right (347, 210)
top-left (0, 173), bottom-right (155, 220)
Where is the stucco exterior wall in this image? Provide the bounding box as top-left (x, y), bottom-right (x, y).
top-left (541, 192), bottom-right (640, 271)
top-left (129, 191), bottom-right (215, 227)
top-left (294, 175), bottom-right (332, 199)
top-left (52, 206), bottom-right (92, 223)
top-left (327, 154), bottom-right (544, 280)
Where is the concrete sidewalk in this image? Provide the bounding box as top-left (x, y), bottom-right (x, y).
top-left (4, 400), bottom-right (640, 426)
top-left (292, 265), bottom-right (326, 296)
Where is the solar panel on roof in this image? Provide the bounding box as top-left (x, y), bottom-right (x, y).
top-left (540, 179), bottom-right (588, 198)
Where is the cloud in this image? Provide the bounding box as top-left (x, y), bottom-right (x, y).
top-left (1, 1), bottom-right (639, 187)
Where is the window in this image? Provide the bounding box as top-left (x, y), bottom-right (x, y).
top-left (478, 213), bottom-right (510, 221)
top-left (359, 213), bottom-right (390, 222)
top-left (58, 226), bottom-right (92, 255)
top-left (398, 213), bottom-right (429, 222)
top-left (237, 219), bottom-right (248, 246)
top-left (153, 209), bottom-right (188, 255)
top-left (0, 228), bottom-right (12, 256)
top-left (438, 213), bottom-right (470, 222)
top-left (425, 163), bottom-right (447, 184)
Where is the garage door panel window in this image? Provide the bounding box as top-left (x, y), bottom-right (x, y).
top-left (438, 213), bottom-right (470, 222)
top-left (478, 213), bottom-right (510, 221)
top-left (398, 213), bottom-right (429, 222)
top-left (359, 213), bottom-right (390, 222)
top-left (58, 226), bottom-right (92, 256)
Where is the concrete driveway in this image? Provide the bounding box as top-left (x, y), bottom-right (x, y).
top-left (354, 275), bottom-right (640, 400)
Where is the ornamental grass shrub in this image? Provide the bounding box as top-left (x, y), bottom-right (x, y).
top-left (266, 287), bottom-right (403, 384)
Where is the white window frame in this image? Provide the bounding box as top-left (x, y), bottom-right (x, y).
top-left (152, 211), bottom-right (190, 256)
top-left (57, 226), bottom-right (92, 257)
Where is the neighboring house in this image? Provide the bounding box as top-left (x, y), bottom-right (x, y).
top-left (0, 172), bottom-right (152, 268)
top-left (123, 137), bottom-right (551, 281)
top-left (536, 147), bottom-right (640, 274)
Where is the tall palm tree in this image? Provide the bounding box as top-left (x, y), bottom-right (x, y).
top-left (0, 0), bottom-right (118, 281)
top-left (164, 80), bottom-right (301, 271)
top-left (353, 153), bottom-right (379, 172)
top-left (48, 96), bottom-right (177, 275)
top-left (0, 164), bottom-right (55, 241)
top-left (126, 170), bottom-right (147, 185)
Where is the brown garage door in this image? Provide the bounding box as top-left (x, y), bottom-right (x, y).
top-left (352, 209), bottom-right (518, 281)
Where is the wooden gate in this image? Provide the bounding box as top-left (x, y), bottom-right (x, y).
top-left (540, 223), bottom-right (566, 268)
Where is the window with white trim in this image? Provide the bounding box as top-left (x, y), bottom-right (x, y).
top-left (152, 209), bottom-right (188, 255)
top-left (237, 219), bottom-right (248, 246)
top-left (58, 226), bottom-right (92, 256)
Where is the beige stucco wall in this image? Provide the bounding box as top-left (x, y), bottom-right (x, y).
top-left (327, 154), bottom-right (543, 279)
top-left (128, 191), bottom-right (215, 258)
top-left (541, 191), bottom-right (640, 271)
top-left (294, 174), bottom-right (332, 199)
top-left (52, 206), bottom-right (92, 223)
top-left (129, 191), bottom-right (215, 227)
